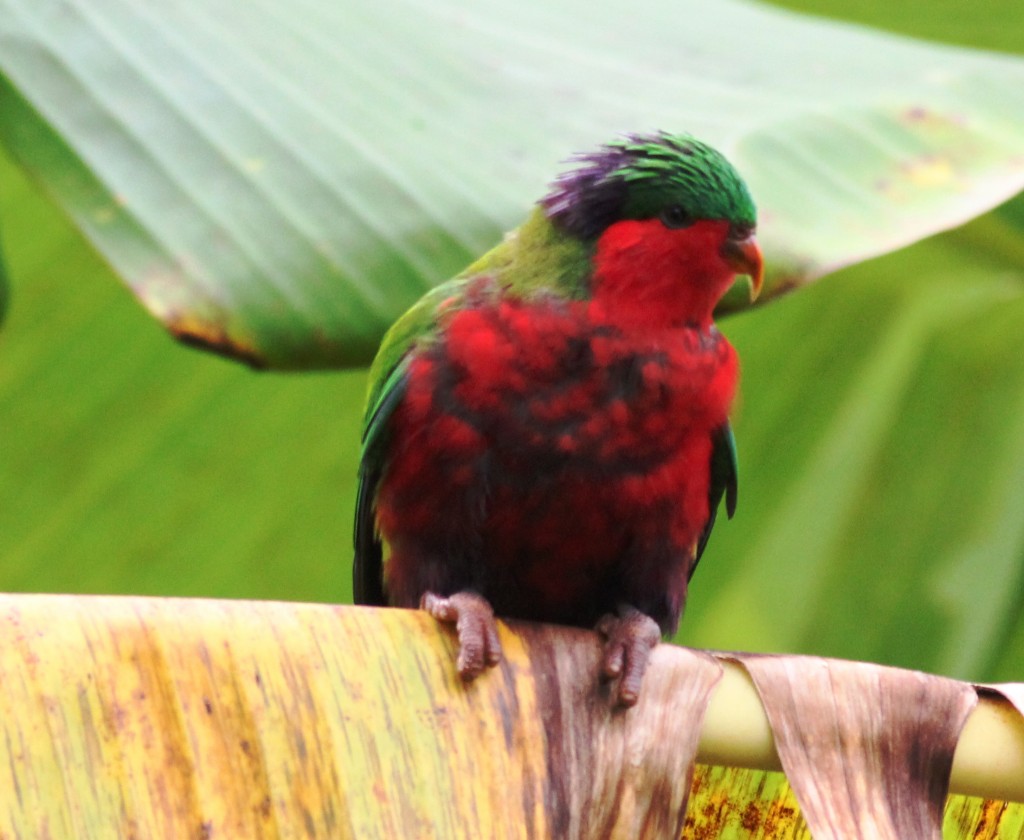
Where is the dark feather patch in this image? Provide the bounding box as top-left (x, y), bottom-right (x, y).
top-left (353, 463), bottom-right (386, 605)
top-left (542, 148), bottom-right (630, 239)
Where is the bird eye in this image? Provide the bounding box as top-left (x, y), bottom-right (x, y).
top-left (659, 204), bottom-right (693, 229)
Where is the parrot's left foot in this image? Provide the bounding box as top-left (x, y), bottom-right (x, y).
top-left (421, 590), bottom-right (503, 681)
top-left (596, 605), bottom-right (662, 708)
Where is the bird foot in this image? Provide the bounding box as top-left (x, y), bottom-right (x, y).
top-left (421, 590), bottom-right (503, 680)
top-left (595, 605), bottom-right (662, 708)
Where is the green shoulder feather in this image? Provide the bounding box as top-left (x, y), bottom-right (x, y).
top-left (361, 207), bottom-right (592, 439)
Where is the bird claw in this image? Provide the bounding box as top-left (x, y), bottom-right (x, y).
top-left (596, 606), bottom-right (662, 708)
top-left (421, 590), bottom-right (503, 680)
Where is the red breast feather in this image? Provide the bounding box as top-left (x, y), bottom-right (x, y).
top-left (376, 280), bottom-right (737, 634)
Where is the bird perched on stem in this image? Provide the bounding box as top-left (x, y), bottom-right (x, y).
top-left (354, 132), bottom-right (762, 707)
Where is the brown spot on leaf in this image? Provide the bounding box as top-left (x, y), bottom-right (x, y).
top-left (903, 106), bottom-right (966, 127)
top-left (741, 801), bottom-right (761, 830)
top-left (173, 323), bottom-right (268, 369)
top-left (135, 268), bottom-right (269, 368)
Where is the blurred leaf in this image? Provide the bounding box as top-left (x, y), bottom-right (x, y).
top-left (2, 0), bottom-right (1024, 367)
top-left (0, 146), bottom-right (360, 603)
top-left (749, 0), bottom-right (1024, 684)
top-left (691, 765), bottom-right (1024, 838)
top-left (0, 220), bottom-right (7, 324)
top-left (684, 213), bottom-right (1024, 681)
top-left (768, 0), bottom-right (1024, 53)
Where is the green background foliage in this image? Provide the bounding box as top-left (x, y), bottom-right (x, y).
top-left (0, 150), bottom-right (362, 600)
top-left (0, 0), bottom-right (1021, 680)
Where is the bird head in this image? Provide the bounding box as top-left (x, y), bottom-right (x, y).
top-left (543, 133), bottom-right (762, 327)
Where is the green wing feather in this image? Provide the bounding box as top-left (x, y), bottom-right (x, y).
top-left (691, 421), bottom-right (738, 581)
top-left (352, 208), bottom-right (592, 604)
top-left (352, 283), bottom-right (451, 605)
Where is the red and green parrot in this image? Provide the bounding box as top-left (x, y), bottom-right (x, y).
top-left (353, 132), bottom-right (762, 706)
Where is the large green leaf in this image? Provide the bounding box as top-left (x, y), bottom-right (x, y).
top-left (2, 0), bottom-right (1024, 367)
top-left (0, 0), bottom-right (1022, 692)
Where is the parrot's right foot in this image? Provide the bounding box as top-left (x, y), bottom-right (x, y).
top-left (421, 590), bottom-right (503, 680)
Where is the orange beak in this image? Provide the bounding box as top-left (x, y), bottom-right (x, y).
top-left (721, 233), bottom-right (764, 302)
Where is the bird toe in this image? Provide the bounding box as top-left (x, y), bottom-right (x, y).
top-left (596, 605), bottom-right (662, 708)
top-left (421, 590), bottom-right (503, 681)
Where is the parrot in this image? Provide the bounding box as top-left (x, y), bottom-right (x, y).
top-left (353, 132), bottom-right (762, 707)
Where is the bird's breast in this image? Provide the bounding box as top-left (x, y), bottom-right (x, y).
top-left (378, 295), bottom-right (738, 624)
top-left (434, 296), bottom-right (737, 470)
